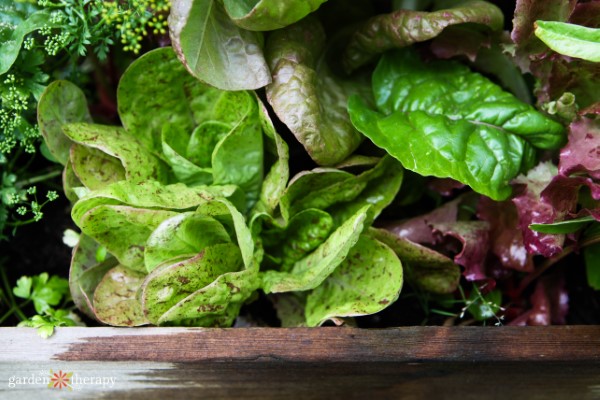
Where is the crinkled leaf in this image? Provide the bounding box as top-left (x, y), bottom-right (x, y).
top-left (431, 221), bottom-right (490, 281)
top-left (0, 10), bottom-right (56, 75)
top-left (145, 212), bottom-right (232, 273)
top-left (69, 234), bottom-right (118, 319)
top-left (534, 21), bottom-right (600, 63)
top-left (559, 117), bottom-right (600, 179)
top-left (343, 0), bottom-right (504, 72)
top-left (511, 0), bottom-right (576, 56)
top-left (223, 0), bottom-right (327, 31)
top-left (37, 80), bottom-right (92, 165)
top-left (117, 47), bottom-right (222, 152)
top-left (64, 123), bottom-right (168, 187)
top-left (539, 175), bottom-right (600, 221)
top-left (93, 265), bottom-right (148, 326)
top-left (262, 206), bottom-right (368, 293)
top-left (369, 228), bottom-right (459, 294)
top-left (348, 49), bottom-right (565, 201)
top-left (169, 0), bottom-right (271, 90)
top-left (512, 162), bottom-right (565, 257)
top-left (305, 235), bottom-right (402, 326)
top-left (477, 196), bottom-right (533, 272)
top-left (265, 16), bottom-right (366, 166)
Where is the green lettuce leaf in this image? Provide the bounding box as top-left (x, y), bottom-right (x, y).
top-left (534, 21), bottom-right (600, 62)
top-left (262, 206), bottom-right (368, 293)
top-left (223, 0), bottom-right (327, 31)
top-left (348, 49), bottom-right (565, 201)
top-left (63, 123), bottom-right (169, 188)
top-left (305, 234), bottom-right (403, 326)
top-left (37, 80), bottom-right (92, 166)
top-left (93, 265), bottom-right (149, 326)
top-left (343, 0), bottom-right (504, 72)
top-left (169, 0), bottom-right (271, 90)
top-left (265, 16), bottom-right (367, 166)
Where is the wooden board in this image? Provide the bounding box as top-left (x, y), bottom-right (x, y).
top-left (1, 326), bottom-right (600, 399)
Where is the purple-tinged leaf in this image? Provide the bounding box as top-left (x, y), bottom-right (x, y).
top-left (343, 0), bottom-right (504, 72)
top-left (431, 221), bottom-right (490, 281)
top-left (509, 275), bottom-right (568, 326)
top-left (511, 162), bottom-right (565, 257)
top-left (559, 117), bottom-right (600, 179)
top-left (540, 175), bottom-right (600, 217)
top-left (378, 197), bottom-right (461, 245)
top-left (477, 196), bottom-right (534, 272)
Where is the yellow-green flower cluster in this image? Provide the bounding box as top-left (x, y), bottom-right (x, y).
top-left (101, 0), bottom-right (171, 55)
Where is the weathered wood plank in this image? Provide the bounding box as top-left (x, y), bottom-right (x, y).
top-left (0, 326), bottom-right (599, 399)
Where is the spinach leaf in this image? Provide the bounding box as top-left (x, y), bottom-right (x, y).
top-left (343, 0), bottom-right (504, 72)
top-left (169, 0), bottom-right (271, 90)
top-left (223, 0), bottom-right (327, 31)
top-left (348, 49), bottom-right (565, 200)
top-left (534, 21), bottom-right (600, 62)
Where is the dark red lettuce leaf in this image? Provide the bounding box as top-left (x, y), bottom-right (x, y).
top-left (478, 196), bottom-right (534, 272)
top-left (431, 221), bottom-right (490, 281)
top-left (541, 175), bottom-right (600, 217)
top-left (512, 162), bottom-right (565, 257)
top-left (430, 26), bottom-right (491, 62)
top-left (569, 1), bottom-right (600, 28)
top-left (559, 117), bottom-right (600, 179)
top-left (427, 178), bottom-right (466, 197)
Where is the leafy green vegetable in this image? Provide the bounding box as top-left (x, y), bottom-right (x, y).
top-left (305, 234), bottom-right (403, 326)
top-left (17, 308), bottom-right (78, 339)
top-left (585, 243), bottom-right (600, 291)
top-left (169, 0), bottom-right (271, 90)
top-left (530, 215), bottom-right (596, 234)
top-left (534, 21), bottom-right (600, 63)
top-left (343, 0), bottom-right (504, 72)
top-left (37, 80), bottom-right (92, 166)
top-left (223, 0), bottom-right (327, 31)
top-left (265, 16), bottom-right (369, 166)
top-left (348, 49), bottom-right (565, 201)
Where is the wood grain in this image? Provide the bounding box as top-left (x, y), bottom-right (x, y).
top-left (1, 326), bottom-right (599, 399)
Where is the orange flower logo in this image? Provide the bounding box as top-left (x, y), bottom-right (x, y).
top-left (48, 370), bottom-right (73, 390)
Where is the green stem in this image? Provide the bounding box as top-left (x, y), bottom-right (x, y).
top-left (16, 169), bottom-right (62, 188)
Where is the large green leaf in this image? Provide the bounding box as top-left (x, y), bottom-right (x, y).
top-left (37, 80), bottom-right (92, 165)
top-left (69, 144), bottom-right (126, 190)
top-left (534, 20), bottom-right (600, 62)
top-left (343, 0), bottom-right (504, 72)
top-left (169, 0), bottom-right (271, 90)
top-left (348, 49), bottom-right (565, 201)
top-left (117, 47), bottom-right (223, 152)
top-left (265, 16), bottom-right (367, 166)
top-left (262, 206), bottom-right (368, 293)
top-left (305, 235), bottom-right (403, 326)
top-left (222, 0), bottom-right (327, 31)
